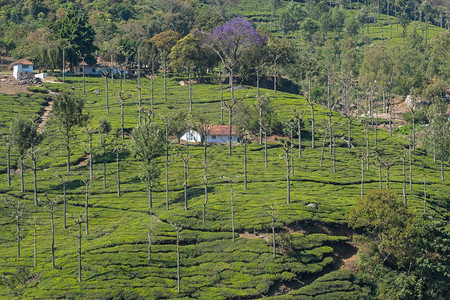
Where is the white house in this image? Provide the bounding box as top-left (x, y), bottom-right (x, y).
top-left (180, 129), bottom-right (202, 143)
top-left (206, 125), bottom-right (238, 144)
top-left (76, 61), bottom-right (127, 75)
top-left (180, 125), bottom-right (239, 144)
top-left (11, 59), bottom-right (34, 79)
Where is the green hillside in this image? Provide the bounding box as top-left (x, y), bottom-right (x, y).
top-left (0, 0), bottom-right (449, 299)
top-left (0, 73), bottom-right (448, 299)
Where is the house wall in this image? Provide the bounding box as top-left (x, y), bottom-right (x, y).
top-left (206, 135), bottom-right (238, 144)
top-left (13, 64), bottom-right (33, 79)
top-left (181, 130), bottom-right (202, 143)
top-left (75, 67), bottom-right (127, 75)
top-left (13, 65), bottom-right (21, 79)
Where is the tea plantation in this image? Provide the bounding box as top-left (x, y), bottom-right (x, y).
top-left (0, 73), bottom-right (447, 299)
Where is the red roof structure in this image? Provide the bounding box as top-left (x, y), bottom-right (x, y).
top-left (11, 59), bottom-right (34, 66)
top-left (208, 125), bottom-right (237, 136)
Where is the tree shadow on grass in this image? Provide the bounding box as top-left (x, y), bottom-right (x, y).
top-left (171, 186), bottom-right (215, 205)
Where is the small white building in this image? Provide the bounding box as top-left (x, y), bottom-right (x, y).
top-left (180, 130), bottom-right (202, 143)
top-left (180, 125), bottom-right (239, 144)
top-left (11, 59), bottom-right (34, 79)
top-left (206, 125), bottom-right (238, 144)
top-left (76, 62), bottom-right (127, 76)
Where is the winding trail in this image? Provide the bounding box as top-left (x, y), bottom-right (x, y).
top-left (37, 97), bottom-right (53, 133)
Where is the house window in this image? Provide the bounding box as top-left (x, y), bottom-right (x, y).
top-left (212, 136), bottom-right (216, 139)
top-left (22, 65), bottom-right (28, 69)
top-left (92, 68), bottom-right (96, 73)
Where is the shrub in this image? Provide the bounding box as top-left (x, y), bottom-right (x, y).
top-left (27, 86), bottom-right (48, 93)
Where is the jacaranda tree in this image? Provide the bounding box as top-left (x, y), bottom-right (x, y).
top-left (204, 17), bottom-right (262, 101)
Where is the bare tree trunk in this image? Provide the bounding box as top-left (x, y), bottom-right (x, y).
top-left (120, 97), bottom-right (124, 140)
top-left (163, 61), bottom-right (167, 103)
top-left (286, 150), bottom-right (290, 204)
top-left (32, 146), bottom-right (38, 205)
top-left (273, 60), bottom-right (277, 93)
top-left (412, 110), bottom-right (415, 151)
top-left (138, 86), bottom-right (142, 125)
top-left (51, 208), bottom-right (55, 268)
top-left (66, 131), bottom-right (71, 171)
top-left (17, 208), bottom-right (21, 259)
top-left (332, 127), bottom-right (336, 173)
top-left (176, 229), bottom-right (181, 293)
top-left (423, 175), bottom-right (427, 213)
top-left (244, 143), bottom-right (247, 190)
top-left (259, 103), bottom-right (263, 145)
top-left (375, 115), bottom-right (378, 150)
top-left (85, 181), bottom-right (89, 235)
top-left (264, 130), bottom-right (268, 167)
top-left (82, 61), bottom-right (85, 95)
top-left (151, 67), bottom-right (154, 117)
top-left (386, 166), bottom-right (390, 189)
top-left (89, 133), bottom-right (93, 180)
top-left (111, 55), bottom-right (114, 84)
top-left (20, 156), bottom-right (24, 193)
top-left (62, 48), bottom-right (65, 83)
top-left (231, 182), bottom-right (235, 241)
top-left (309, 78), bottom-right (315, 149)
top-left (298, 118), bottom-right (302, 158)
top-left (329, 115), bottom-right (332, 154)
top-left (166, 125), bottom-right (169, 210)
top-left (409, 140), bottom-right (412, 190)
top-left (220, 66), bottom-right (223, 123)
top-left (320, 127), bottom-right (328, 167)
top-left (228, 106), bottom-right (233, 155)
top-left (105, 74), bottom-right (109, 114)
top-left (441, 152), bottom-right (444, 181)
top-left (78, 220), bottom-right (82, 282)
top-left (327, 73), bottom-right (330, 109)
top-left (271, 208), bottom-right (276, 258)
top-left (116, 149), bottom-right (120, 197)
top-left (184, 160), bottom-right (188, 210)
top-left (348, 118), bottom-right (351, 153)
top-left (366, 124), bottom-right (369, 170)
top-left (34, 220), bottom-right (37, 267)
top-left (361, 157), bottom-right (364, 199)
top-left (378, 164), bottom-right (382, 189)
top-left (402, 156), bottom-right (407, 207)
top-left (230, 68), bottom-right (234, 101)
top-left (63, 182), bottom-right (67, 229)
top-left (289, 130), bottom-right (294, 176)
top-left (7, 143), bottom-right (10, 186)
top-left (389, 97), bottom-right (392, 136)
top-left (433, 141), bottom-right (436, 163)
top-left (103, 148), bottom-right (106, 188)
top-left (256, 70), bottom-right (260, 98)
top-left (203, 142), bottom-right (208, 222)
top-left (189, 68), bottom-right (192, 111)
top-left (148, 229), bottom-right (151, 264)
top-left (148, 175), bottom-right (152, 209)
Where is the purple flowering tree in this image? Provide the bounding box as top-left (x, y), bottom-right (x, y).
top-left (205, 17), bottom-right (262, 101)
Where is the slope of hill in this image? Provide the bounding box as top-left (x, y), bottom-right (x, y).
top-left (0, 73), bottom-right (447, 298)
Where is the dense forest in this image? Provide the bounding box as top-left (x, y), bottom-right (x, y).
top-left (0, 0), bottom-right (449, 299)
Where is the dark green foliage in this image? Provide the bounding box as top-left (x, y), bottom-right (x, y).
top-left (0, 265), bottom-right (34, 299)
top-left (51, 9), bottom-right (97, 66)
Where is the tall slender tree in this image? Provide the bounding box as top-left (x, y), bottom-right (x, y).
top-left (53, 93), bottom-right (87, 171)
top-left (98, 118), bottom-right (112, 188)
top-left (44, 194), bottom-right (58, 269)
top-left (130, 123), bottom-right (165, 209)
top-left (10, 117), bottom-right (34, 193)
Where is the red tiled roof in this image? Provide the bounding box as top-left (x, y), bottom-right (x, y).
top-left (207, 125), bottom-right (237, 136)
top-left (11, 59), bottom-right (34, 66)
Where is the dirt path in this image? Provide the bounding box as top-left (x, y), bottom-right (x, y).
top-left (37, 100), bottom-right (53, 133)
